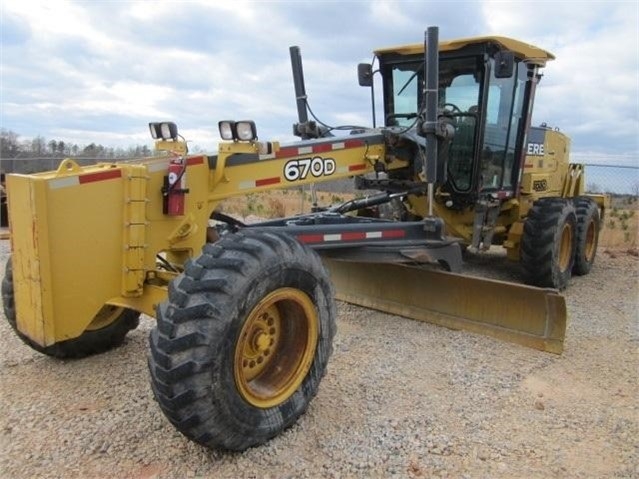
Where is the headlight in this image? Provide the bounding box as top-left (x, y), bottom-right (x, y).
top-left (236, 121), bottom-right (257, 141)
top-left (218, 121), bottom-right (236, 141)
top-left (160, 122), bottom-right (177, 140)
top-left (149, 122), bottom-right (178, 140)
top-left (218, 120), bottom-right (257, 141)
top-left (149, 123), bottom-right (160, 139)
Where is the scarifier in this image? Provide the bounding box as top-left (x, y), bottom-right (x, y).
top-left (2, 27), bottom-right (605, 451)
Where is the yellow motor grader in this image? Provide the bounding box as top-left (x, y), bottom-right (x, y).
top-left (2, 27), bottom-right (604, 451)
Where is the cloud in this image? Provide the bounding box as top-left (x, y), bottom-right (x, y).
top-left (0, 10), bottom-right (31, 45)
top-left (481, 1), bottom-right (639, 156)
top-left (369, 1), bottom-right (413, 28)
top-left (0, 0), bottom-right (637, 162)
top-left (5, 0), bottom-right (117, 52)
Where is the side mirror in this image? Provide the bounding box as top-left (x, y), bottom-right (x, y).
top-left (494, 51), bottom-right (514, 78)
top-left (357, 63), bottom-right (373, 87)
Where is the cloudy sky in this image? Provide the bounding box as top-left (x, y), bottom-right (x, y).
top-left (1, 0), bottom-right (637, 164)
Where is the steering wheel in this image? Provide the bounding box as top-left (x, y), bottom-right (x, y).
top-left (443, 103), bottom-right (462, 114)
top-left (385, 112), bottom-right (418, 126)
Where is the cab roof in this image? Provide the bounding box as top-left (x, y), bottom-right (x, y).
top-left (374, 35), bottom-right (555, 66)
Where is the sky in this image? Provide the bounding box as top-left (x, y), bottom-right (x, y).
top-left (1, 0), bottom-right (638, 166)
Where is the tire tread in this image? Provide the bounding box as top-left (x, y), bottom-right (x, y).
top-left (148, 229), bottom-right (336, 451)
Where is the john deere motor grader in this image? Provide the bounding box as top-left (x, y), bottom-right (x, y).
top-left (3, 28), bottom-right (603, 451)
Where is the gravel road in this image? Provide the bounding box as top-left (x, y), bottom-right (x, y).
top-left (1, 240), bottom-right (637, 479)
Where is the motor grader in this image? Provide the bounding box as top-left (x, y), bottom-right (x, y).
top-left (2, 27), bottom-right (604, 451)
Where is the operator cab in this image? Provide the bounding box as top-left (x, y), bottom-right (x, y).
top-left (373, 37), bottom-right (554, 205)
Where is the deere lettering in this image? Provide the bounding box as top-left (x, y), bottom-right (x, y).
top-left (527, 142), bottom-right (545, 156)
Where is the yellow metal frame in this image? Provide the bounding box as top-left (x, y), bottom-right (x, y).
top-left (375, 35), bottom-right (555, 66)
top-left (6, 34), bottom-right (585, 351)
top-left (400, 126), bottom-right (607, 261)
top-left (6, 137), bottom-right (391, 346)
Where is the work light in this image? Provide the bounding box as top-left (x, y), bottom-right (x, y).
top-left (149, 122), bottom-right (178, 140)
top-left (218, 121), bottom-right (235, 141)
top-left (160, 122), bottom-right (178, 140)
top-left (236, 121), bottom-right (257, 141)
top-left (218, 120), bottom-right (258, 141)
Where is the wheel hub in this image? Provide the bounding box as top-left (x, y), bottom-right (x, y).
top-left (585, 220), bottom-right (596, 261)
top-left (254, 332), bottom-right (270, 352)
top-left (558, 222), bottom-right (574, 272)
top-left (234, 288), bottom-right (318, 409)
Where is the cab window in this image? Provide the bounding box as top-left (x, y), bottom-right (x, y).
top-left (481, 60), bottom-right (527, 189)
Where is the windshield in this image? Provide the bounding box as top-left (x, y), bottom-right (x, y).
top-left (389, 57), bottom-right (481, 127)
top-left (391, 65), bottom-right (420, 124)
top-left (388, 57), bottom-right (482, 191)
top-left (385, 55), bottom-right (529, 194)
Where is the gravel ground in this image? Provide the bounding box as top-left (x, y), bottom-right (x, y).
top-left (0, 239), bottom-right (637, 479)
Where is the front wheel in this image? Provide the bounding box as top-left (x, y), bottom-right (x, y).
top-left (148, 229), bottom-right (336, 451)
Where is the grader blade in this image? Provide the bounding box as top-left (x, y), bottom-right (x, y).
top-left (322, 259), bottom-right (566, 354)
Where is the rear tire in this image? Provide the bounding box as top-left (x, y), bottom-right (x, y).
top-left (148, 229), bottom-right (336, 451)
top-left (572, 197), bottom-right (600, 276)
top-left (521, 198), bottom-right (577, 290)
top-left (2, 258), bottom-right (140, 358)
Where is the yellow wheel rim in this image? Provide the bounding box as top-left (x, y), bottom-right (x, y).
top-left (234, 287), bottom-right (319, 409)
top-left (584, 219), bottom-right (597, 261)
top-left (558, 222), bottom-right (574, 272)
top-left (86, 305), bottom-right (124, 331)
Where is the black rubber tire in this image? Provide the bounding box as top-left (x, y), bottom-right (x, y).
top-left (2, 258), bottom-right (140, 358)
top-left (148, 229), bottom-right (336, 451)
top-left (572, 197), bottom-right (600, 276)
top-left (521, 198), bottom-right (577, 290)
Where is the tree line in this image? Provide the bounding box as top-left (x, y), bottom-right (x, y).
top-left (0, 129), bottom-right (153, 159)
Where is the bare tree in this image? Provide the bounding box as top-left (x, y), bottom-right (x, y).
top-left (0, 129), bottom-right (21, 158)
top-left (31, 136), bottom-right (46, 155)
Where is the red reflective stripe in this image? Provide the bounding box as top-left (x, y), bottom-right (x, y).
top-left (349, 164), bottom-right (367, 172)
top-left (186, 156), bottom-right (204, 166)
top-left (342, 232), bottom-right (366, 241)
top-left (381, 230), bottom-right (406, 238)
top-left (298, 230), bottom-right (406, 244)
top-left (297, 234), bottom-right (324, 243)
top-left (276, 148), bottom-right (299, 159)
top-left (277, 139), bottom-right (366, 159)
top-left (255, 177), bottom-right (280, 187)
top-left (313, 143), bottom-right (333, 153)
top-left (78, 170), bottom-right (122, 184)
top-left (344, 139), bottom-right (365, 148)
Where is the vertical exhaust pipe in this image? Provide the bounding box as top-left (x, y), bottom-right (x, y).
top-left (423, 26), bottom-right (439, 216)
top-left (289, 46), bottom-right (309, 126)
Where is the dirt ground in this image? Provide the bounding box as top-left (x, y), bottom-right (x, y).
top-left (0, 237), bottom-right (637, 478)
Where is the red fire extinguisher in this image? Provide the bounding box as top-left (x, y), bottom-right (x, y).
top-left (163, 159), bottom-right (189, 216)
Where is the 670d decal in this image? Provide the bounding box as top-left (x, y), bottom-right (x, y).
top-left (284, 156), bottom-right (336, 182)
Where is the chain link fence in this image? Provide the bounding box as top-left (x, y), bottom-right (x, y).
top-left (580, 163), bottom-right (639, 249)
top-left (582, 163), bottom-right (639, 196)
